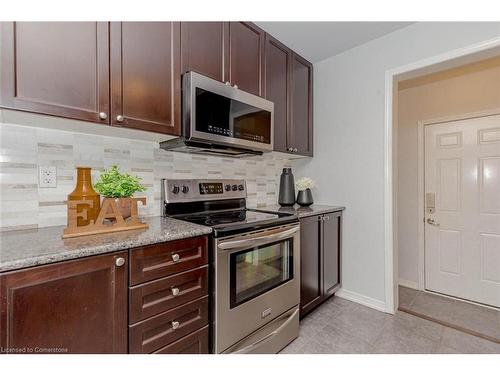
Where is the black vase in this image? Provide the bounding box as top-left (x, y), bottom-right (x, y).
top-left (278, 168), bottom-right (295, 206)
top-left (296, 188), bottom-right (313, 206)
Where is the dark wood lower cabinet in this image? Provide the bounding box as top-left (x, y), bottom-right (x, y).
top-left (0, 252), bottom-right (128, 353)
top-left (0, 235), bottom-right (210, 354)
top-left (299, 211), bottom-right (342, 318)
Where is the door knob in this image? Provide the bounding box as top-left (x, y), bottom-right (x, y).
top-left (115, 257), bottom-right (125, 267)
top-left (116, 115), bottom-right (124, 123)
top-left (99, 112), bottom-right (108, 120)
top-left (426, 218), bottom-right (440, 226)
top-left (171, 287), bottom-right (180, 296)
top-left (171, 253), bottom-right (180, 262)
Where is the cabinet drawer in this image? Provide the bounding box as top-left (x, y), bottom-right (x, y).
top-left (129, 265), bottom-right (209, 324)
top-left (129, 295), bottom-right (209, 353)
top-left (130, 236), bottom-right (208, 285)
top-left (153, 325), bottom-right (209, 354)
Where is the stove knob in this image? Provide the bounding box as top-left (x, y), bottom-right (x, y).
top-left (171, 185), bottom-right (180, 194)
top-left (225, 184), bottom-right (232, 191)
top-left (182, 185), bottom-right (189, 194)
top-left (238, 184), bottom-right (244, 191)
top-left (231, 184), bottom-right (238, 191)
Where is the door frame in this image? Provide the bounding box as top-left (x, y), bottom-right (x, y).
top-left (384, 36), bottom-right (500, 314)
top-left (417, 109), bottom-right (500, 292)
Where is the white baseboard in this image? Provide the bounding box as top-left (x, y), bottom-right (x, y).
top-left (335, 289), bottom-right (387, 313)
top-left (398, 279), bottom-right (419, 290)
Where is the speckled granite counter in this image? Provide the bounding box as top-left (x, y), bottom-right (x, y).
top-left (253, 204), bottom-right (345, 219)
top-left (0, 216), bottom-right (212, 273)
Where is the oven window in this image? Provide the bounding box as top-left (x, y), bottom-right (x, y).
top-left (229, 239), bottom-right (293, 308)
top-left (195, 88), bottom-right (271, 144)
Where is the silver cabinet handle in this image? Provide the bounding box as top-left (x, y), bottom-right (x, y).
top-left (171, 287), bottom-right (180, 296)
top-left (115, 257), bottom-right (125, 267)
top-left (225, 81), bottom-right (230, 85)
top-left (293, 148), bottom-right (298, 153)
top-left (171, 321), bottom-right (180, 330)
top-left (233, 84), bottom-right (238, 89)
top-left (116, 115), bottom-right (124, 123)
top-left (171, 253), bottom-right (180, 262)
top-left (99, 112), bottom-right (108, 120)
top-left (426, 218), bottom-right (440, 226)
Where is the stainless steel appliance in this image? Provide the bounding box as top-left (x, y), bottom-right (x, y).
top-left (160, 72), bottom-right (274, 157)
top-left (162, 179), bottom-right (300, 354)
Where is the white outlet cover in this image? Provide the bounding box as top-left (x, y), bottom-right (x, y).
top-left (39, 166), bottom-right (57, 188)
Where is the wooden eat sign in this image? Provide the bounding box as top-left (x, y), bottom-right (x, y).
top-left (62, 198), bottom-right (148, 239)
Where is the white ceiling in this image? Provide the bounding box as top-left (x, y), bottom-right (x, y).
top-left (256, 22), bottom-right (414, 63)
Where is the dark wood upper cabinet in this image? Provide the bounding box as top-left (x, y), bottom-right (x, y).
top-left (290, 53), bottom-right (313, 156)
top-left (110, 22), bottom-right (181, 135)
top-left (264, 34), bottom-right (292, 153)
top-left (180, 22), bottom-right (228, 82)
top-left (0, 252), bottom-right (128, 353)
top-left (0, 22), bottom-right (110, 124)
top-left (299, 215), bottom-right (322, 317)
top-left (227, 22), bottom-right (264, 96)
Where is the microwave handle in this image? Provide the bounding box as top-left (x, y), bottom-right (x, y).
top-left (217, 225), bottom-right (299, 252)
top-left (229, 308), bottom-right (300, 354)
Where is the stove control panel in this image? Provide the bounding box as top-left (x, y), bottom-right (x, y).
top-left (163, 179), bottom-right (246, 203)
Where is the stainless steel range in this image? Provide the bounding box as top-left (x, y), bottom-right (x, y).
top-left (162, 178), bottom-right (300, 354)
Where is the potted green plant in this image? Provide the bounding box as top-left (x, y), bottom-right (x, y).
top-left (94, 165), bottom-right (147, 219)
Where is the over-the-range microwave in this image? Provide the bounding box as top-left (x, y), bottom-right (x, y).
top-left (160, 71), bottom-right (274, 157)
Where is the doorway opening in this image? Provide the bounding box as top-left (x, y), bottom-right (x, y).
top-left (385, 41), bottom-right (500, 344)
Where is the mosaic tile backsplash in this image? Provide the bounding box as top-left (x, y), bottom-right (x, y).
top-left (0, 123), bottom-right (296, 231)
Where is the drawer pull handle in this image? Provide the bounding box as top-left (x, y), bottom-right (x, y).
top-left (171, 287), bottom-right (180, 296)
top-left (171, 253), bottom-right (180, 262)
top-left (115, 257), bottom-right (125, 267)
top-left (171, 321), bottom-right (180, 330)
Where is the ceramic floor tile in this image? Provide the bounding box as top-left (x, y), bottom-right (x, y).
top-left (371, 328), bottom-right (438, 354)
top-left (409, 292), bottom-right (456, 321)
top-left (449, 300), bottom-right (500, 341)
top-left (398, 286), bottom-right (419, 309)
top-left (386, 311), bottom-right (445, 342)
top-left (312, 324), bottom-right (373, 353)
top-left (440, 328), bottom-right (500, 354)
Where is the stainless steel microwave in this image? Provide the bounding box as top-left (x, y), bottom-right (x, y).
top-left (160, 72), bottom-right (274, 157)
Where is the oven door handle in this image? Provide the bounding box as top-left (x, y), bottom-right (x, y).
top-left (217, 225), bottom-right (299, 251)
top-left (230, 308), bottom-right (300, 354)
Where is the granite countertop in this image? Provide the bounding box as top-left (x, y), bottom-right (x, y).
top-left (253, 204), bottom-right (345, 218)
top-left (0, 216), bottom-right (212, 273)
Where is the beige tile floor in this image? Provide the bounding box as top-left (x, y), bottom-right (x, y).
top-left (399, 286), bottom-right (500, 342)
top-left (280, 294), bottom-right (500, 354)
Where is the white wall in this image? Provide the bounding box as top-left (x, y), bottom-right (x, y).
top-left (294, 22), bottom-right (500, 307)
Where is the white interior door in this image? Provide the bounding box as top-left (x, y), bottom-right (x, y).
top-left (424, 114), bottom-right (500, 307)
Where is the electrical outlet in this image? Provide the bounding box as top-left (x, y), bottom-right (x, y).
top-left (39, 166), bottom-right (57, 188)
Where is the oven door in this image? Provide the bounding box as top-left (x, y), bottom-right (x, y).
top-left (214, 223), bottom-right (300, 353)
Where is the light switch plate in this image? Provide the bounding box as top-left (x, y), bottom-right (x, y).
top-left (39, 166), bottom-right (57, 188)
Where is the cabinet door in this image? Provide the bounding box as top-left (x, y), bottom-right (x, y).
top-left (264, 34), bottom-right (291, 153)
top-left (299, 215), bottom-right (322, 317)
top-left (0, 22), bottom-right (109, 123)
top-left (180, 22), bottom-right (228, 82)
top-left (110, 22), bottom-right (181, 135)
top-left (0, 252), bottom-right (128, 353)
top-left (290, 53), bottom-right (313, 156)
top-left (227, 22), bottom-right (264, 96)
top-left (322, 212), bottom-right (342, 296)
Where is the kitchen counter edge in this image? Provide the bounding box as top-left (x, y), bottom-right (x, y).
top-left (0, 216), bottom-right (212, 273)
